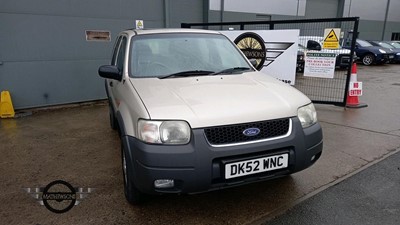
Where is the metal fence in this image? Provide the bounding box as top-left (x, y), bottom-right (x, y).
top-left (182, 17), bottom-right (359, 106)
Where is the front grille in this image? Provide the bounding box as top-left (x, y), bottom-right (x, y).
top-left (340, 56), bottom-right (351, 64)
top-left (204, 118), bottom-right (290, 146)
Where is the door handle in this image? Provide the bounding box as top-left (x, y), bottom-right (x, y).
top-left (109, 81), bottom-right (113, 87)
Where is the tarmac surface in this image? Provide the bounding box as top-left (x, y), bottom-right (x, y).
top-left (0, 64), bottom-right (399, 224)
top-left (266, 151), bottom-right (400, 225)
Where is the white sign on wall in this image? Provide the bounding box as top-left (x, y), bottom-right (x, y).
top-left (135, 20), bottom-right (144, 30)
top-left (304, 52), bottom-right (336, 79)
top-left (221, 30), bottom-right (299, 85)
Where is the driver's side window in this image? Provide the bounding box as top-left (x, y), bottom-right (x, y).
top-left (116, 37), bottom-right (127, 72)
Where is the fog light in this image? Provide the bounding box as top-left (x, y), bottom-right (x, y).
top-left (154, 179), bottom-right (174, 188)
top-left (311, 155), bottom-right (316, 162)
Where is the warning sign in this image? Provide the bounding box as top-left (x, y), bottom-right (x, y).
top-left (323, 28), bottom-right (340, 49)
top-left (349, 82), bottom-right (363, 96)
top-left (136, 20), bottom-right (144, 30)
top-left (304, 52), bottom-right (336, 79)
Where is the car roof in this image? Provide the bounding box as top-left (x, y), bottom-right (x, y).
top-left (299, 36), bottom-right (323, 39)
top-left (120, 28), bottom-right (221, 36)
top-left (299, 36), bottom-right (324, 41)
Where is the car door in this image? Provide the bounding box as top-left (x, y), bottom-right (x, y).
top-left (109, 35), bottom-right (128, 110)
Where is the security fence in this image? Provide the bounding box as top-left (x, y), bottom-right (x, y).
top-left (182, 17), bottom-right (359, 106)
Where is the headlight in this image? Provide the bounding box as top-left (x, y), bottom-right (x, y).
top-left (378, 49), bottom-right (386, 53)
top-left (396, 53), bottom-right (400, 56)
top-left (298, 103), bottom-right (317, 128)
top-left (138, 120), bottom-right (191, 144)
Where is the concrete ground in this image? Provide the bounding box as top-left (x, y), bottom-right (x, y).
top-left (266, 151), bottom-right (400, 225)
top-left (0, 64), bottom-right (399, 225)
top-left (265, 153), bottom-right (400, 225)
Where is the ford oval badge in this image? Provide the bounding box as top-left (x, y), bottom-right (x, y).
top-left (243, 128), bottom-right (260, 137)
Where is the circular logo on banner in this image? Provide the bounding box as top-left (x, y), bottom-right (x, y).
top-left (234, 32), bottom-right (266, 70)
top-left (42, 180), bottom-right (76, 214)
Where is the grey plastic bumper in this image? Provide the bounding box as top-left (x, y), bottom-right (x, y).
top-left (122, 117), bottom-right (323, 195)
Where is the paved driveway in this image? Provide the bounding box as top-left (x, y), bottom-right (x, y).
top-left (0, 64), bottom-right (399, 225)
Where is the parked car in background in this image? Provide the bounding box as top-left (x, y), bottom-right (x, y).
top-left (296, 45), bottom-right (305, 73)
top-left (343, 39), bottom-right (394, 66)
top-left (296, 36), bottom-right (352, 73)
top-left (367, 40), bottom-right (400, 63)
top-left (386, 41), bottom-right (400, 49)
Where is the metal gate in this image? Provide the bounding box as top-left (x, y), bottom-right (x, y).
top-left (182, 17), bottom-right (359, 106)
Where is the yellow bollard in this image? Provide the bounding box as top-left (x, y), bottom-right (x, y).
top-left (0, 91), bottom-right (15, 118)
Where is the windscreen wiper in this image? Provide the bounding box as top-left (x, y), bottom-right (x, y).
top-left (211, 67), bottom-right (252, 75)
top-left (159, 70), bottom-right (215, 79)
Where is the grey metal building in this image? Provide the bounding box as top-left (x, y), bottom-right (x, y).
top-left (1, 0), bottom-right (399, 109)
top-left (209, 0), bottom-right (400, 40)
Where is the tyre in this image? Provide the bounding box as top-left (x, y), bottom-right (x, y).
top-left (121, 140), bottom-right (145, 205)
top-left (362, 54), bottom-right (375, 66)
top-left (109, 103), bottom-right (118, 130)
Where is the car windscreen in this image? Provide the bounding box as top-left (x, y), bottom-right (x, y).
top-left (390, 42), bottom-right (400, 48)
top-left (298, 44), bottom-right (306, 50)
top-left (357, 39), bottom-right (373, 47)
top-left (377, 42), bottom-right (394, 49)
top-left (129, 33), bottom-right (250, 78)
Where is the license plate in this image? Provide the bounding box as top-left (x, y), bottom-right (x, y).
top-left (389, 55), bottom-right (394, 59)
top-left (225, 154), bottom-right (288, 179)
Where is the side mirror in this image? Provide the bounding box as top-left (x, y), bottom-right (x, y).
top-left (355, 44), bottom-right (359, 49)
top-left (98, 65), bottom-right (122, 81)
top-left (249, 58), bottom-right (257, 67)
top-left (307, 40), bottom-right (322, 51)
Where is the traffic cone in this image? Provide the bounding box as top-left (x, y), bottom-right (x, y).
top-left (346, 63), bottom-right (367, 108)
top-left (0, 91), bottom-right (15, 118)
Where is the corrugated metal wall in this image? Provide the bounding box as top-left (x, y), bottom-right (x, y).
top-left (3, 0), bottom-right (398, 109)
top-left (0, 0), bottom-right (204, 109)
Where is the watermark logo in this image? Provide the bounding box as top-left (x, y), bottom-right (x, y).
top-left (24, 180), bottom-right (94, 214)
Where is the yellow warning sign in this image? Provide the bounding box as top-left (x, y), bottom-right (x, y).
top-left (323, 28), bottom-right (340, 49)
top-left (135, 20), bottom-right (144, 30)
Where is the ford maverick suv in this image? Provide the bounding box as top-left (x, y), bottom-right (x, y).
top-left (98, 29), bottom-right (323, 204)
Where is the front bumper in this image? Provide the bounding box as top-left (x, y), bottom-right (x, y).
top-left (336, 54), bottom-right (351, 68)
top-left (376, 53), bottom-right (393, 63)
top-left (122, 117), bottom-right (323, 194)
top-left (389, 54), bottom-right (400, 63)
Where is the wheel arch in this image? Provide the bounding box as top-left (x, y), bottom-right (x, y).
top-left (116, 108), bottom-right (129, 137)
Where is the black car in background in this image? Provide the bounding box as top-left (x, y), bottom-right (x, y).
top-left (296, 45), bottom-right (305, 73)
top-left (367, 40), bottom-right (400, 63)
top-left (386, 41), bottom-right (400, 49)
top-left (296, 39), bottom-right (352, 73)
top-left (343, 39), bottom-right (394, 65)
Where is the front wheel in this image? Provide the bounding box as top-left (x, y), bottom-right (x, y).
top-left (121, 141), bottom-right (145, 205)
top-left (362, 54), bottom-right (375, 66)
